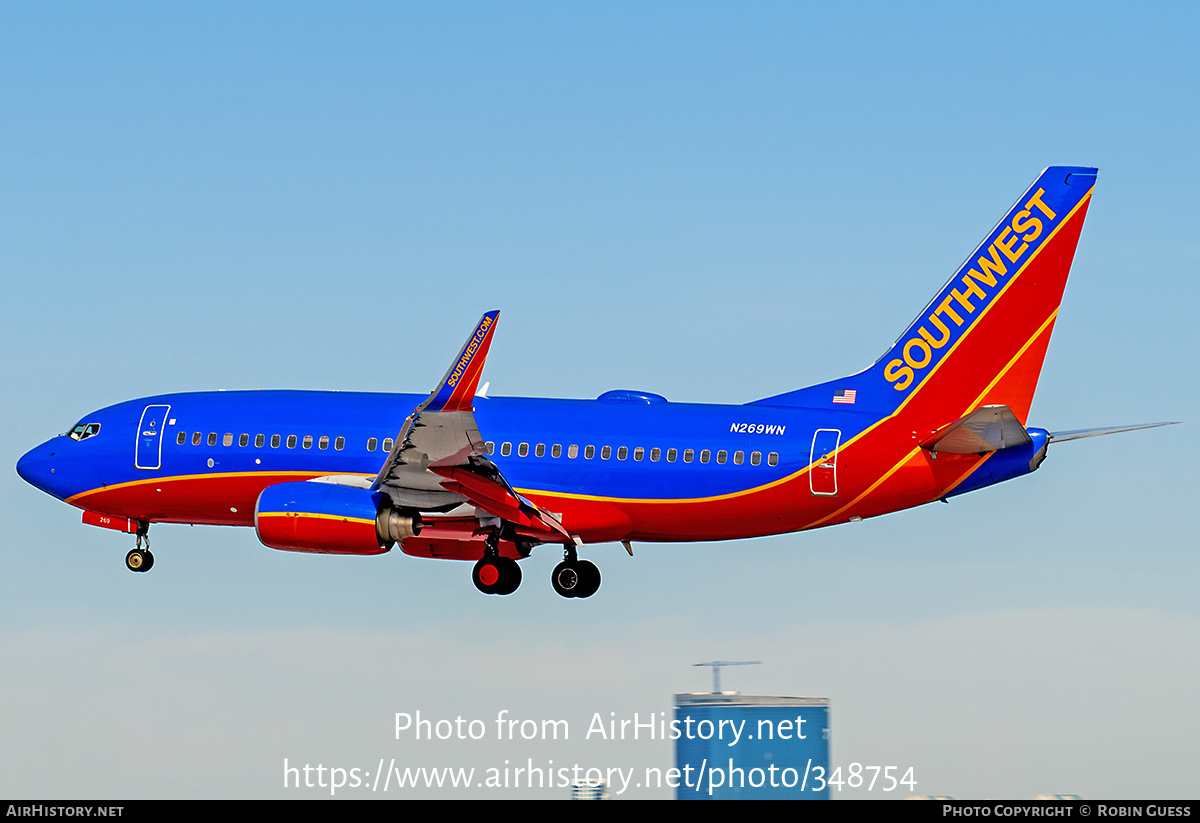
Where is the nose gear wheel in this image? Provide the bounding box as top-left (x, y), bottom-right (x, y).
top-left (125, 548), bottom-right (154, 573)
top-left (125, 524), bottom-right (153, 572)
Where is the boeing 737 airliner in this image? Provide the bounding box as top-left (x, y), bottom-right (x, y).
top-left (16, 167), bottom-right (1172, 598)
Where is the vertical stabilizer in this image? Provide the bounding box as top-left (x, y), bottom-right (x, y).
top-left (753, 166), bottom-right (1096, 427)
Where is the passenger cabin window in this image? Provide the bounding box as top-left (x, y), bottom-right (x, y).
top-left (176, 432), bottom-right (186, 445)
top-left (683, 449), bottom-right (694, 463)
top-left (192, 432), bottom-right (202, 446)
top-left (535, 444), bottom-right (545, 457)
top-left (650, 448), bottom-right (661, 462)
top-left (733, 451), bottom-right (744, 465)
top-left (667, 448), bottom-right (677, 462)
top-left (633, 447), bottom-right (644, 461)
top-left (287, 435), bottom-right (297, 449)
top-left (601, 446), bottom-right (611, 460)
top-left (716, 450), bottom-right (727, 464)
top-left (271, 435), bottom-right (281, 448)
top-left (319, 436), bottom-right (329, 450)
top-left (239, 433), bottom-right (249, 447)
top-left (303, 436), bottom-right (313, 449)
top-left (485, 442), bottom-right (495, 455)
top-left (568, 445), bottom-right (578, 458)
top-left (208, 433), bottom-right (218, 446)
top-left (255, 434), bottom-right (265, 447)
top-left (518, 443), bottom-right (529, 457)
top-left (501, 442), bottom-right (512, 457)
top-left (223, 433), bottom-right (233, 447)
top-left (552, 444), bottom-right (562, 458)
top-left (69, 423), bottom-right (101, 441)
top-left (768, 452), bottom-right (779, 466)
top-left (383, 438), bottom-right (393, 451)
top-left (700, 449), bottom-right (711, 463)
top-left (751, 451), bottom-right (761, 466)
top-left (335, 436), bottom-right (344, 451)
top-left (618, 447), bottom-right (628, 460)
top-left (367, 437), bottom-right (378, 451)
top-left (585, 445), bottom-right (595, 459)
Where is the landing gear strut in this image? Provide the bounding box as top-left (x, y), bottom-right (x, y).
top-left (471, 528), bottom-right (521, 595)
top-left (125, 523), bottom-right (154, 573)
top-left (551, 544), bottom-right (600, 599)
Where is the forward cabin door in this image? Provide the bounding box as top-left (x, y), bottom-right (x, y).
top-left (135, 404), bottom-right (171, 470)
top-left (809, 428), bottom-right (841, 496)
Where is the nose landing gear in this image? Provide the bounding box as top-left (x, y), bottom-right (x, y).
top-left (125, 523), bottom-right (154, 573)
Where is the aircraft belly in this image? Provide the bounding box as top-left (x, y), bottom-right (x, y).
top-left (67, 471), bottom-right (328, 527)
top-left (553, 449), bottom-right (953, 542)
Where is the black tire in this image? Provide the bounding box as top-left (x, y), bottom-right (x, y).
top-left (125, 549), bottom-right (149, 573)
top-left (472, 557), bottom-right (502, 594)
top-left (493, 557), bottom-right (522, 595)
top-left (551, 561), bottom-right (580, 598)
top-left (140, 550), bottom-right (155, 572)
top-left (574, 560), bottom-right (600, 598)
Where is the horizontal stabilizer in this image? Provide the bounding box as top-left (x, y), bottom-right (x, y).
top-left (920, 405), bottom-right (1032, 454)
top-left (1048, 421), bottom-right (1178, 443)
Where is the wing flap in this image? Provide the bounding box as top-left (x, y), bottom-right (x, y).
top-left (431, 465), bottom-right (570, 539)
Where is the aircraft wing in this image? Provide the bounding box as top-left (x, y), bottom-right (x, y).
top-left (370, 311), bottom-right (570, 540)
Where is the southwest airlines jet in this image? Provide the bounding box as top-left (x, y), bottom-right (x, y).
top-left (16, 167), bottom-right (1171, 598)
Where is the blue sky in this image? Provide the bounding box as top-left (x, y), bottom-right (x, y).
top-left (2, 1), bottom-right (1197, 798)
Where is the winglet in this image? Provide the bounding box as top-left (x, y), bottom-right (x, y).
top-left (423, 311), bottom-right (500, 413)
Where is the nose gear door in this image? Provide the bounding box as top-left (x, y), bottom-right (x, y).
top-left (135, 404), bottom-right (171, 470)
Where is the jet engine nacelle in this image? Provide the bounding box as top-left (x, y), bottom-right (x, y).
top-left (255, 481), bottom-right (422, 555)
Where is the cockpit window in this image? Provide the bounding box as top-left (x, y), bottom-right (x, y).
top-left (69, 423), bottom-right (101, 441)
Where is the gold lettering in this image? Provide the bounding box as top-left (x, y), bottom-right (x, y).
top-left (918, 314), bottom-right (952, 349)
top-left (903, 337), bottom-right (932, 369)
top-left (967, 266), bottom-right (995, 288)
top-left (1012, 209), bottom-right (1043, 242)
top-left (950, 275), bottom-right (988, 314)
top-left (884, 359), bottom-right (913, 391)
top-left (936, 296), bottom-right (965, 326)
top-left (1025, 187), bottom-right (1057, 219)
top-left (977, 244), bottom-right (1007, 281)
top-left (994, 226), bottom-right (1028, 264)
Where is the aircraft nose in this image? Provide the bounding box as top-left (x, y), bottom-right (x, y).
top-left (16, 439), bottom-right (68, 500)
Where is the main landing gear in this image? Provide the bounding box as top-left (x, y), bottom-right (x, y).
top-left (471, 528), bottom-right (521, 595)
top-left (472, 555), bottom-right (521, 595)
top-left (125, 523), bottom-right (154, 573)
top-left (469, 532), bottom-right (601, 598)
top-left (551, 544), bottom-right (600, 599)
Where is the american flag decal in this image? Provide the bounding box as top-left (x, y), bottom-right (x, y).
top-left (833, 389), bottom-right (857, 405)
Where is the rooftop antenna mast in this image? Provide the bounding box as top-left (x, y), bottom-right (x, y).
top-left (693, 660), bottom-right (761, 693)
